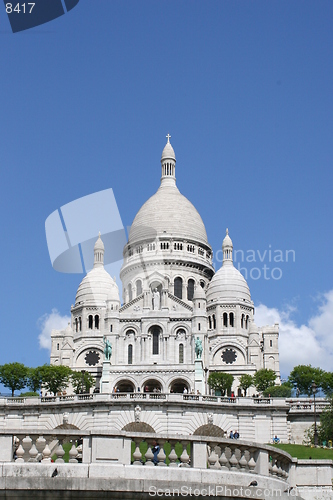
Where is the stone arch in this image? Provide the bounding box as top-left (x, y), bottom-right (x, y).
top-left (170, 378), bottom-right (190, 394)
top-left (116, 379), bottom-right (135, 393)
top-left (142, 378), bottom-right (162, 393)
top-left (193, 425), bottom-right (225, 438)
top-left (122, 422), bottom-right (155, 433)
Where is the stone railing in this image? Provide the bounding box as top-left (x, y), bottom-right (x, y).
top-left (287, 398), bottom-right (329, 411)
top-left (1, 394), bottom-right (287, 407)
top-left (0, 429), bottom-right (292, 481)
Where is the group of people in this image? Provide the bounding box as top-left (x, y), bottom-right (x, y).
top-left (229, 430), bottom-right (240, 439)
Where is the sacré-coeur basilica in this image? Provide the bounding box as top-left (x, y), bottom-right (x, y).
top-left (51, 136), bottom-right (280, 395)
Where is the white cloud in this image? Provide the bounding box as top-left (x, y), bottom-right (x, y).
top-left (255, 290), bottom-right (333, 377)
top-left (38, 309), bottom-right (70, 351)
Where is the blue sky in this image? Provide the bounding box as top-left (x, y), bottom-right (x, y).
top-left (0, 1), bottom-right (332, 378)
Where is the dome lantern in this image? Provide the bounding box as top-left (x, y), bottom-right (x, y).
top-left (94, 232), bottom-right (104, 268)
top-left (222, 228), bottom-right (233, 266)
top-left (160, 134), bottom-right (176, 186)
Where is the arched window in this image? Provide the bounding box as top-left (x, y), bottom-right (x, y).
top-left (126, 329), bottom-right (135, 336)
top-left (94, 315), bottom-right (99, 329)
top-left (200, 281), bottom-right (205, 288)
top-left (241, 314), bottom-right (244, 328)
top-left (128, 283), bottom-right (132, 302)
top-left (187, 279), bottom-right (195, 301)
top-left (245, 315), bottom-right (249, 329)
top-left (179, 344), bottom-right (184, 364)
top-left (174, 277), bottom-right (183, 299)
top-left (198, 323), bottom-right (201, 331)
top-left (75, 318), bottom-right (78, 332)
top-left (223, 313), bottom-right (228, 327)
top-left (153, 331), bottom-right (159, 355)
top-left (88, 315), bottom-right (93, 329)
top-left (136, 280), bottom-right (142, 296)
top-left (79, 317), bottom-right (82, 331)
top-left (229, 312), bottom-right (234, 327)
top-left (213, 314), bottom-right (216, 329)
top-left (208, 316), bottom-right (212, 329)
top-left (110, 325), bottom-right (113, 332)
top-left (128, 344), bottom-right (133, 364)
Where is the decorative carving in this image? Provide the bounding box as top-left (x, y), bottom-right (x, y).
top-left (85, 350), bottom-right (100, 366)
top-left (222, 348), bottom-right (237, 364)
top-left (134, 305), bottom-right (141, 311)
top-left (134, 405), bottom-right (141, 422)
top-left (207, 413), bottom-right (214, 425)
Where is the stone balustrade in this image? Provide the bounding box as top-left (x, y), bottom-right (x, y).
top-left (1, 429), bottom-right (292, 481)
top-left (0, 393), bottom-right (291, 406)
top-left (287, 399), bottom-right (329, 412)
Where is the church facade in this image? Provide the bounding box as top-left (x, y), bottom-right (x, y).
top-left (50, 137), bottom-right (280, 395)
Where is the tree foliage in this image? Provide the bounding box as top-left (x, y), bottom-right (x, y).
top-left (41, 365), bottom-right (73, 396)
top-left (27, 366), bottom-right (49, 393)
top-left (321, 372), bottom-right (333, 397)
top-left (208, 372), bottom-right (234, 396)
top-left (263, 383), bottom-right (292, 398)
top-left (239, 374), bottom-right (253, 396)
top-left (0, 362), bottom-right (29, 397)
top-left (288, 365), bottom-right (324, 396)
top-left (71, 371), bottom-right (95, 394)
top-left (319, 397), bottom-right (333, 442)
top-left (253, 369), bottom-right (277, 393)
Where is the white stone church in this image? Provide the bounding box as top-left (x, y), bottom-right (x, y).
top-left (50, 137), bottom-right (280, 395)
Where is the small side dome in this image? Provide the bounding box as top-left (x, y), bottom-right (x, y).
top-left (75, 267), bottom-right (119, 305)
top-left (206, 265), bottom-right (251, 304)
top-left (207, 229), bottom-right (251, 304)
top-left (75, 234), bottom-right (119, 305)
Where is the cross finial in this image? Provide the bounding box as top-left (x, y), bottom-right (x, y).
top-left (166, 133), bottom-right (171, 143)
top-left (226, 228), bottom-right (229, 235)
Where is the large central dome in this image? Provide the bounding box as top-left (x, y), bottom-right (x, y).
top-left (128, 138), bottom-right (208, 246)
top-left (128, 183), bottom-right (208, 245)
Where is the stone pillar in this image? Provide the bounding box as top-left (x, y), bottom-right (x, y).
top-left (195, 358), bottom-right (204, 394)
top-left (100, 360), bottom-right (111, 393)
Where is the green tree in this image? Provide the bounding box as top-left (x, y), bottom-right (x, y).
top-left (41, 365), bottom-right (73, 396)
top-left (319, 397), bottom-right (333, 443)
top-left (321, 372), bottom-right (333, 397)
top-left (27, 365), bottom-right (49, 394)
top-left (208, 372), bottom-right (234, 396)
top-left (71, 371), bottom-right (95, 394)
top-left (288, 365), bottom-right (324, 396)
top-left (239, 374), bottom-right (253, 396)
top-left (263, 383), bottom-right (292, 398)
top-left (0, 362), bottom-right (29, 397)
top-left (253, 369), bottom-right (277, 393)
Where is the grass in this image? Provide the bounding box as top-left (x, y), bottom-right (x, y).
top-left (271, 443), bottom-right (333, 460)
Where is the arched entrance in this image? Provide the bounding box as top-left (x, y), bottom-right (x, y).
top-left (170, 379), bottom-right (190, 394)
top-left (116, 380), bottom-right (135, 393)
top-left (143, 379), bottom-right (162, 393)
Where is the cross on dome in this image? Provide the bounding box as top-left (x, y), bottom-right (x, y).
top-left (166, 133), bottom-right (171, 143)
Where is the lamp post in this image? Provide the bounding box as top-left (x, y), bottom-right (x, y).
top-left (312, 381), bottom-right (318, 446)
